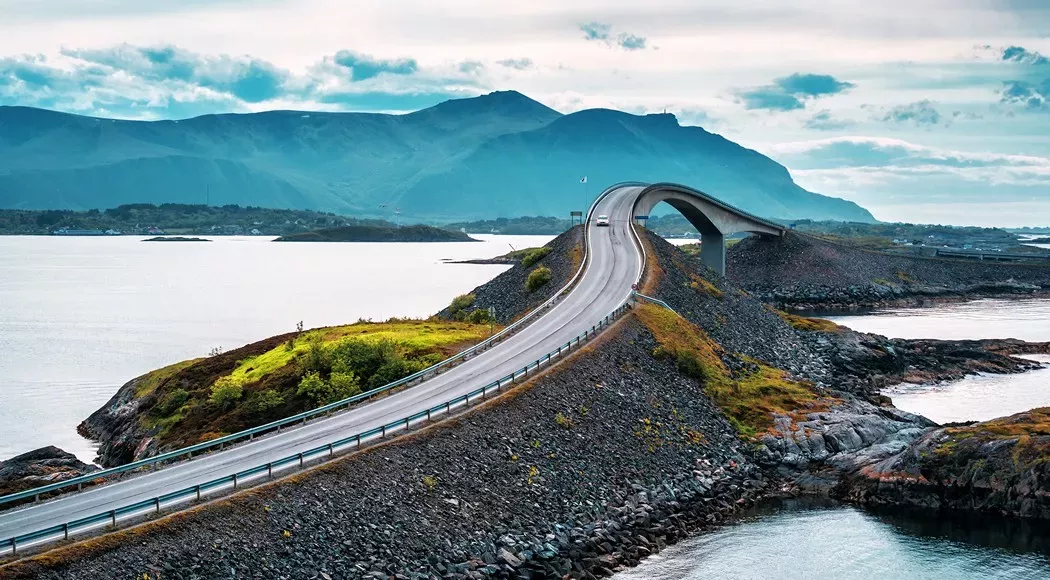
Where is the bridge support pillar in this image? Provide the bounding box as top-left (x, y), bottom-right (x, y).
top-left (700, 232), bottom-right (725, 276)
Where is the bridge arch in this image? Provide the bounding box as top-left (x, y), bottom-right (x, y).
top-left (630, 182), bottom-right (785, 275)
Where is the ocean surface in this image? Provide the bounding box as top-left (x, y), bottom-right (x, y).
top-left (825, 299), bottom-right (1050, 423)
top-left (613, 498), bottom-right (1050, 580)
top-left (0, 234), bottom-right (551, 463)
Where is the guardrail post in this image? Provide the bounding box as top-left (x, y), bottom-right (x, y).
top-left (381, 425), bottom-right (387, 437)
top-left (11, 538), bottom-right (16, 556)
top-left (63, 523), bottom-right (69, 540)
top-left (78, 482), bottom-right (82, 492)
top-left (155, 497), bottom-right (161, 513)
top-left (111, 509), bottom-right (117, 527)
top-left (445, 401), bottom-right (451, 414)
top-left (196, 484), bottom-right (201, 501)
top-left (426, 408), bottom-right (432, 421)
top-left (232, 473), bottom-right (238, 489)
top-left (356, 434), bottom-right (362, 448)
top-left (328, 443), bottom-right (334, 456)
top-left (34, 493), bottom-right (39, 503)
top-left (268, 463), bottom-right (273, 479)
top-left (298, 453), bottom-right (304, 467)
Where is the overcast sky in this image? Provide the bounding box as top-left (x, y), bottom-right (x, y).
top-left (1, 0), bottom-right (1049, 226)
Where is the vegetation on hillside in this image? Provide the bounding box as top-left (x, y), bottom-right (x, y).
top-left (0, 204), bottom-right (392, 236)
top-left (136, 319), bottom-right (495, 447)
top-left (274, 224), bottom-right (475, 242)
top-left (634, 303), bottom-right (828, 437)
top-left (444, 216), bottom-right (574, 235)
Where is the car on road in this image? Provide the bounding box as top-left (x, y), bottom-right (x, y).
top-left (595, 215), bottom-right (610, 226)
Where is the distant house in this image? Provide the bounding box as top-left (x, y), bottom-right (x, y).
top-left (146, 227), bottom-right (164, 235)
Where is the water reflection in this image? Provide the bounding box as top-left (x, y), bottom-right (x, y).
top-left (612, 498), bottom-right (1050, 579)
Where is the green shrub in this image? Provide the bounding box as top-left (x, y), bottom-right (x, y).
top-left (329, 338), bottom-right (398, 378)
top-left (296, 371), bottom-right (332, 405)
top-left (466, 308), bottom-right (492, 324)
top-left (366, 358), bottom-right (425, 389)
top-left (521, 246), bottom-right (552, 268)
top-left (302, 334), bottom-right (330, 373)
top-left (526, 266), bottom-right (552, 293)
top-left (329, 370), bottom-right (362, 398)
top-left (156, 388), bottom-right (190, 416)
top-left (209, 376), bottom-right (244, 410)
top-left (447, 293), bottom-right (476, 320)
top-left (245, 389), bottom-right (285, 415)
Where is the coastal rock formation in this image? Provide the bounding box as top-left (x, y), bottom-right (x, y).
top-left (0, 447), bottom-right (96, 498)
top-left (842, 408), bottom-right (1050, 519)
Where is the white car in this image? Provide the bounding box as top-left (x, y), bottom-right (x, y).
top-left (595, 215), bottom-right (610, 227)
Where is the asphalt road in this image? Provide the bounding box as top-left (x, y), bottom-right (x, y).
top-left (0, 185), bottom-right (647, 546)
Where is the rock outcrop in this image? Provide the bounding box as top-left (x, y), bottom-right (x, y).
top-left (0, 447), bottom-right (96, 498)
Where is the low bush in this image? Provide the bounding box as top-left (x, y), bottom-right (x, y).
top-left (465, 308), bottom-right (492, 324)
top-left (245, 389), bottom-right (285, 415)
top-left (209, 376), bottom-right (244, 410)
top-left (447, 293), bottom-right (476, 320)
top-left (155, 388), bottom-right (190, 417)
top-left (520, 246), bottom-right (552, 268)
top-left (526, 266), bottom-right (552, 293)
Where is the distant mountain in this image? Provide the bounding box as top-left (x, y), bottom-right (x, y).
top-left (0, 91), bottom-right (875, 222)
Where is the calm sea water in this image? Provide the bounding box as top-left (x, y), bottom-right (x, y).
top-left (0, 234), bottom-right (551, 463)
top-left (825, 299), bottom-right (1050, 423)
top-left (614, 499), bottom-right (1050, 580)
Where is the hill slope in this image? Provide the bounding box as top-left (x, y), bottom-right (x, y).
top-left (0, 92), bottom-right (874, 222)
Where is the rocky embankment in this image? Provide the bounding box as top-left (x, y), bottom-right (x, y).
top-left (642, 230), bottom-right (1050, 514)
top-left (0, 447), bottom-right (96, 498)
top-left (728, 232), bottom-right (1050, 309)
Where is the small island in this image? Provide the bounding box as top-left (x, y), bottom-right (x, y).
top-left (143, 236), bottom-right (212, 242)
top-left (274, 224), bottom-right (477, 243)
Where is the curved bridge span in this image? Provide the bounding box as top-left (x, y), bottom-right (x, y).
top-left (628, 182), bottom-right (786, 275)
top-left (0, 182), bottom-right (780, 556)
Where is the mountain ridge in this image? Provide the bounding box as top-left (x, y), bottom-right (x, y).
top-left (0, 92), bottom-right (875, 222)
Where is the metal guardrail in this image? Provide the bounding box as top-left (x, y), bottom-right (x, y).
top-left (1, 302), bottom-right (635, 557)
top-left (0, 184), bottom-right (638, 512)
top-left (0, 182), bottom-right (646, 557)
top-left (632, 292), bottom-right (677, 314)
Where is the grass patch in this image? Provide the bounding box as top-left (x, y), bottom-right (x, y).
top-left (137, 319), bottom-right (494, 448)
top-left (688, 274), bottom-right (724, 299)
top-left (226, 320), bottom-right (490, 386)
top-left (772, 309), bottom-right (841, 333)
top-left (635, 303), bottom-right (825, 438)
top-left (133, 359), bottom-right (201, 398)
top-left (936, 409), bottom-right (1050, 467)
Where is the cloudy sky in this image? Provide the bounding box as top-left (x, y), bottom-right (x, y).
top-left (1, 0), bottom-right (1049, 226)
